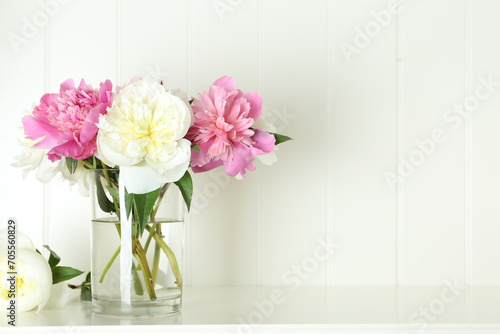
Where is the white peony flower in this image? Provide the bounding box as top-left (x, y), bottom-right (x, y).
top-left (0, 230), bottom-right (52, 313)
top-left (96, 77), bottom-right (192, 194)
top-left (12, 140), bottom-right (91, 196)
top-left (0, 231), bottom-right (35, 252)
top-left (11, 141), bottom-right (60, 183)
top-left (59, 161), bottom-right (92, 197)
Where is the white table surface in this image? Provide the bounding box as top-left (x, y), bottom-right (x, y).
top-left (4, 286), bottom-right (500, 333)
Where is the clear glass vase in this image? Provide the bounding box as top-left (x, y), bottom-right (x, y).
top-left (90, 169), bottom-right (184, 317)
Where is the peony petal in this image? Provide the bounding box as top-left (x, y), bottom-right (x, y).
top-left (190, 139), bottom-right (214, 167)
top-left (146, 139), bottom-right (190, 170)
top-left (213, 76), bottom-right (236, 92)
top-left (98, 80), bottom-right (113, 115)
top-left (37, 93), bottom-right (58, 112)
top-left (22, 116), bottom-right (61, 149)
top-left (210, 86), bottom-right (229, 117)
top-left (243, 91), bottom-right (263, 121)
top-left (191, 159), bottom-right (223, 173)
top-left (120, 162), bottom-right (164, 194)
top-left (47, 141), bottom-right (84, 162)
top-left (35, 156), bottom-right (60, 183)
top-left (223, 143), bottom-right (256, 178)
top-left (8, 249), bottom-right (52, 312)
top-left (96, 135), bottom-right (140, 167)
top-left (77, 78), bottom-right (87, 90)
top-left (146, 139), bottom-right (191, 183)
top-left (0, 230), bottom-right (36, 252)
top-left (59, 78), bottom-right (75, 94)
top-left (60, 161), bottom-right (92, 197)
top-left (251, 129), bottom-right (275, 155)
top-left (167, 95), bottom-right (192, 140)
top-left (11, 146), bottom-right (44, 170)
top-left (79, 119), bottom-right (98, 144)
top-left (85, 104), bottom-right (102, 124)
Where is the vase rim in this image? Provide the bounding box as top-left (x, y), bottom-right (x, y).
top-left (89, 168), bottom-right (120, 171)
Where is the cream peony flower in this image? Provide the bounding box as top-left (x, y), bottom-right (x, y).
top-left (0, 230), bottom-right (52, 313)
top-left (96, 78), bottom-right (192, 194)
top-left (0, 231), bottom-right (36, 252)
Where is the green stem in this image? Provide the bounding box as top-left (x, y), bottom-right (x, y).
top-left (142, 222), bottom-right (157, 255)
top-left (137, 183), bottom-right (170, 271)
top-left (145, 225), bottom-right (182, 287)
top-left (151, 224), bottom-right (162, 286)
top-left (143, 184), bottom-right (170, 254)
top-left (151, 183), bottom-right (170, 220)
top-left (99, 245), bottom-right (120, 283)
top-left (134, 242), bottom-right (157, 300)
top-left (81, 159), bottom-right (94, 169)
top-left (98, 225), bottom-right (144, 296)
top-left (98, 224), bottom-right (121, 282)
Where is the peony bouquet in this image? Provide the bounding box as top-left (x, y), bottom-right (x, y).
top-left (13, 76), bottom-right (291, 305)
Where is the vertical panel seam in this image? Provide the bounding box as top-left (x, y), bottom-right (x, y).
top-left (257, 0), bottom-right (263, 287)
top-left (43, 0), bottom-right (51, 249)
top-left (186, 0), bottom-right (194, 286)
top-left (464, 0), bottom-right (472, 288)
top-left (116, 0), bottom-right (122, 84)
top-left (326, 0), bottom-right (333, 287)
top-left (395, 0), bottom-right (404, 287)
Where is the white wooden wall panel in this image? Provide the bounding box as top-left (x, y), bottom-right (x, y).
top-left (121, 0), bottom-right (189, 91)
top-left (1, 0), bottom-right (500, 287)
top-left (0, 1), bottom-right (46, 249)
top-left (330, 0), bottom-right (397, 285)
top-left (470, 0), bottom-right (500, 285)
top-left (260, 0), bottom-right (328, 286)
top-left (400, 0), bottom-right (466, 285)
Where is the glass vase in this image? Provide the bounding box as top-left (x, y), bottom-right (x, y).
top-left (90, 169), bottom-right (184, 316)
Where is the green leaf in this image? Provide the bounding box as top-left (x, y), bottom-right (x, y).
top-left (80, 272), bottom-right (92, 301)
top-left (65, 157), bottom-right (78, 174)
top-left (125, 187), bottom-right (133, 219)
top-left (106, 186), bottom-right (119, 203)
top-left (270, 132), bottom-right (292, 145)
top-left (174, 171), bottom-right (193, 211)
top-left (52, 266), bottom-right (84, 284)
top-left (43, 245), bottom-right (61, 267)
top-left (67, 272), bottom-right (92, 301)
top-left (80, 285), bottom-right (92, 301)
top-left (94, 172), bottom-right (115, 213)
top-left (191, 144), bottom-right (201, 152)
top-left (66, 158), bottom-right (73, 173)
top-left (133, 187), bottom-right (162, 235)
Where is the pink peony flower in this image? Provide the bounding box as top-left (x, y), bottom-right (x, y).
top-left (186, 76), bottom-right (275, 178)
top-left (22, 79), bottom-right (113, 162)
